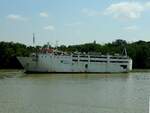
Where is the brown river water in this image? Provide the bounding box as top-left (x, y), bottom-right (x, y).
top-left (0, 70), bottom-right (150, 113)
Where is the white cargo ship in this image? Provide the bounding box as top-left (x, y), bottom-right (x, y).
top-left (17, 48), bottom-right (132, 73)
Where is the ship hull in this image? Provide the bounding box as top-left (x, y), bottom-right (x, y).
top-left (17, 54), bottom-right (132, 73)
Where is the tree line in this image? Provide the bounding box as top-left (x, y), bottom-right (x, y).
top-left (0, 39), bottom-right (150, 69)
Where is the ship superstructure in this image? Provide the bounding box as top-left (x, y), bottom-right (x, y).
top-left (17, 49), bottom-right (132, 73)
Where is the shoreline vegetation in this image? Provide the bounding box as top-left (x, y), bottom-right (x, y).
top-left (0, 39), bottom-right (150, 69)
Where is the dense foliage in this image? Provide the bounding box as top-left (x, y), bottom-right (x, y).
top-left (0, 42), bottom-right (35, 69)
top-left (0, 39), bottom-right (150, 69)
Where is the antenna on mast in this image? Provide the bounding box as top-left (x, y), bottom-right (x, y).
top-left (55, 40), bottom-right (59, 49)
top-left (33, 33), bottom-right (35, 47)
top-left (47, 42), bottom-right (50, 49)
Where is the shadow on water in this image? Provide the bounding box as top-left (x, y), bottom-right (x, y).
top-left (0, 69), bottom-right (25, 79)
top-left (0, 69), bottom-right (131, 79)
top-left (19, 71), bottom-right (130, 83)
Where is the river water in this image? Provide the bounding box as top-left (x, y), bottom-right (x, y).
top-left (0, 70), bottom-right (150, 113)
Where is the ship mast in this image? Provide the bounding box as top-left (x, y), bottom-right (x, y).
top-left (33, 33), bottom-right (35, 47)
top-left (32, 33), bottom-right (38, 61)
top-left (122, 48), bottom-right (127, 56)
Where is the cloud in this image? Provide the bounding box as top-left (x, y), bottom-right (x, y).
top-left (43, 25), bottom-right (55, 31)
top-left (81, 8), bottom-right (101, 16)
top-left (124, 25), bottom-right (139, 31)
top-left (65, 22), bottom-right (82, 27)
top-left (7, 14), bottom-right (28, 21)
top-left (104, 2), bottom-right (150, 20)
top-left (40, 12), bottom-right (49, 17)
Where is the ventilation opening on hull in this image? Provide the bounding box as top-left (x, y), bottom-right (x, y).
top-left (85, 64), bottom-right (88, 69)
top-left (120, 65), bottom-right (127, 69)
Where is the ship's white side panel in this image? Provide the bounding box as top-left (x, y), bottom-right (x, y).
top-left (17, 53), bottom-right (132, 73)
top-left (51, 56), bottom-right (72, 72)
top-left (18, 56), bottom-right (49, 72)
top-left (107, 63), bottom-right (124, 72)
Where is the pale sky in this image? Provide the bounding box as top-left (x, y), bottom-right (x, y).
top-left (0, 0), bottom-right (150, 46)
